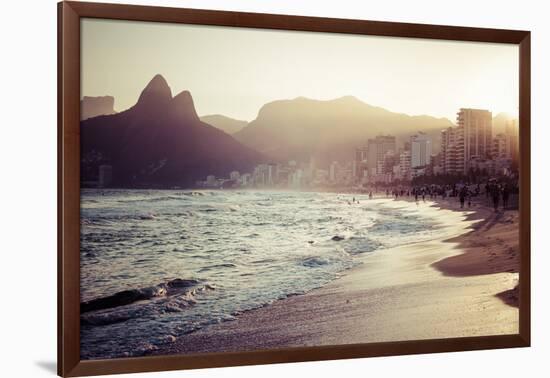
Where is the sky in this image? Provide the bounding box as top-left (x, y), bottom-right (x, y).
top-left (81, 18), bottom-right (519, 122)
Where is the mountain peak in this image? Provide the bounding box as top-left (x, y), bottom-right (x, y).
top-left (137, 74), bottom-right (172, 106)
top-left (335, 95), bottom-right (361, 103)
top-left (146, 74), bottom-right (170, 91)
top-left (171, 90), bottom-right (199, 121)
top-left (80, 76), bottom-right (263, 188)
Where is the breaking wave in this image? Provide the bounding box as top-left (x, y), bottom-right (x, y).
top-left (80, 189), bottom-right (447, 359)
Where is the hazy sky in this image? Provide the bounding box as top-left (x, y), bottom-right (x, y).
top-left (81, 18), bottom-right (519, 122)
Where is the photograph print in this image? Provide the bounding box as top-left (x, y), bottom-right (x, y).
top-left (79, 18), bottom-right (521, 360)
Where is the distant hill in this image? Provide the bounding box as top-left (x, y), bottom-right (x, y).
top-left (80, 75), bottom-right (264, 188)
top-left (233, 96), bottom-right (453, 164)
top-left (81, 96), bottom-right (116, 120)
top-left (200, 114), bottom-right (248, 134)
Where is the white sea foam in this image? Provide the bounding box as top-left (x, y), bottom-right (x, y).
top-left (80, 189), bottom-right (451, 359)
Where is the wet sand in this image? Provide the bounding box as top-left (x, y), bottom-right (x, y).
top-left (154, 200), bottom-right (519, 356)
top-left (431, 199), bottom-right (519, 307)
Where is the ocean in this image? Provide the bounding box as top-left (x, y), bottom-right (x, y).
top-left (80, 189), bottom-right (451, 359)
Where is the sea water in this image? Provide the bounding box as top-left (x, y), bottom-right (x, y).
top-left (80, 189), bottom-right (449, 359)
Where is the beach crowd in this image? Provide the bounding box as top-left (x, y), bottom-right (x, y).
top-left (368, 179), bottom-right (518, 212)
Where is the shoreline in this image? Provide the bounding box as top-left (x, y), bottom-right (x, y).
top-left (416, 195), bottom-right (520, 307)
top-left (152, 197), bottom-right (519, 356)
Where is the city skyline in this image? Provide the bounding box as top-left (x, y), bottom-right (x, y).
top-left (81, 18), bottom-right (519, 122)
top-left (198, 106), bottom-right (519, 190)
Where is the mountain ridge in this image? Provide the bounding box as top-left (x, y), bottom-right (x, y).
top-left (200, 114), bottom-right (248, 135)
top-left (233, 96), bottom-right (454, 164)
top-left (80, 96), bottom-right (116, 121)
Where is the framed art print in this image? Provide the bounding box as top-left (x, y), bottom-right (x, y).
top-left (58, 1), bottom-right (530, 376)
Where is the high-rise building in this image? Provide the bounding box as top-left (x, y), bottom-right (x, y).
top-left (253, 164), bottom-right (269, 186)
top-left (441, 109), bottom-right (492, 175)
top-left (354, 146), bottom-right (368, 178)
top-left (505, 119), bottom-right (519, 163)
top-left (398, 150), bottom-right (412, 181)
top-left (267, 163), bottom-right (277, 186)
top-left (457, 108), bottom-right (492, 171)
top-left (240, 173), bottom-right (252, 186)
top-left (290, 169), bottom-right (305, 189)
top-left (206, 175), bottom-right (217, 187)
top-left (379, 150), bottom-right (397, 175)
top-left (367, 135), bottom-right (396, 175)
top-left (492, 119), bottom-right (519, 174)
top-left (430, 153), bottom-right (443, 175)
top-left (492, 134), bottom-right (510, 160)
top-left (441, 126), bottom-right (465, 175)
top-left (410, 132), bottom-right (432, 168)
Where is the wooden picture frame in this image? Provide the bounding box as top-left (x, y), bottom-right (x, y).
top-left (58, 1), bottom-right (531, 376)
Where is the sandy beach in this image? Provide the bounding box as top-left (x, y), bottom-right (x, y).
top-left (432, 199), bottom-right (519, 307)
top-left (153, 198), bottom-right (519, 356)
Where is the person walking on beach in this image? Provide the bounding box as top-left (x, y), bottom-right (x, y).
top-left (459, 186), bottom-right (467, 209)
top-left (502, 184), bottom-right (510, 210)
top-left (491, 184), bottom-right (500, 212)
top-left (369, 191), bottom-right (373, 200)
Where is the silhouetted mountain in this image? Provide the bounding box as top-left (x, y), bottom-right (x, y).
top-left (234, 96), bottom-right (453, 164)
top-left (200, 114), bottom-right (248, 134)
top-left (81, 75), bottom-right (264, 188)
top-left (81, 96), bottom-right (116, 120)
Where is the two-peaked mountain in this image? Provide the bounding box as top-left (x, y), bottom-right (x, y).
top-left (233, 96), bottom-right (454, 165)
top-left (81, 75), bottom-right (264, 188)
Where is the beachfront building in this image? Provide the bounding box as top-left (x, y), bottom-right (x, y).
top-left (457, 108), bottom-right (493, 173)
top-left (275, 165), bottom-right (290, 186)
top-left (337, 161), bottom-right (356, 186)
top-left (398, 150), bottom-right (412, 181)
top-left (493, 133), bottom-right (512, 160)
top-left (493, 120), bottom-right (519, 163)
top-left (505, 119), bottom-right (520, 163)
top-left (313, 169), bottom-right (329, 186)
top-left (267, 163), bottom-right (277, 186)
top-left (252, 164), bottom-right (268, 186)
top-left (440, 108), bottom-right (499, 175)
top-left (206, 175), bottom-right (217, 187)
top-left (372, 150), bottom-right (398, 183)
top-left (354, 146), bottom-right (368, 179)
top-left (367, 135), bottom-right (396, 178)
top-left (441, 126), bottom-right (465, 175)
top-left (289, 168), bottom-right (305, 189)
top-left (229, 171), bottom-right (240, 181)
top-left (240, 173), bottom-right (252, 186)
top-left (410, 132), bottom-right (432, 168)
top-left (430, 153), bottom-right (444, 175)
